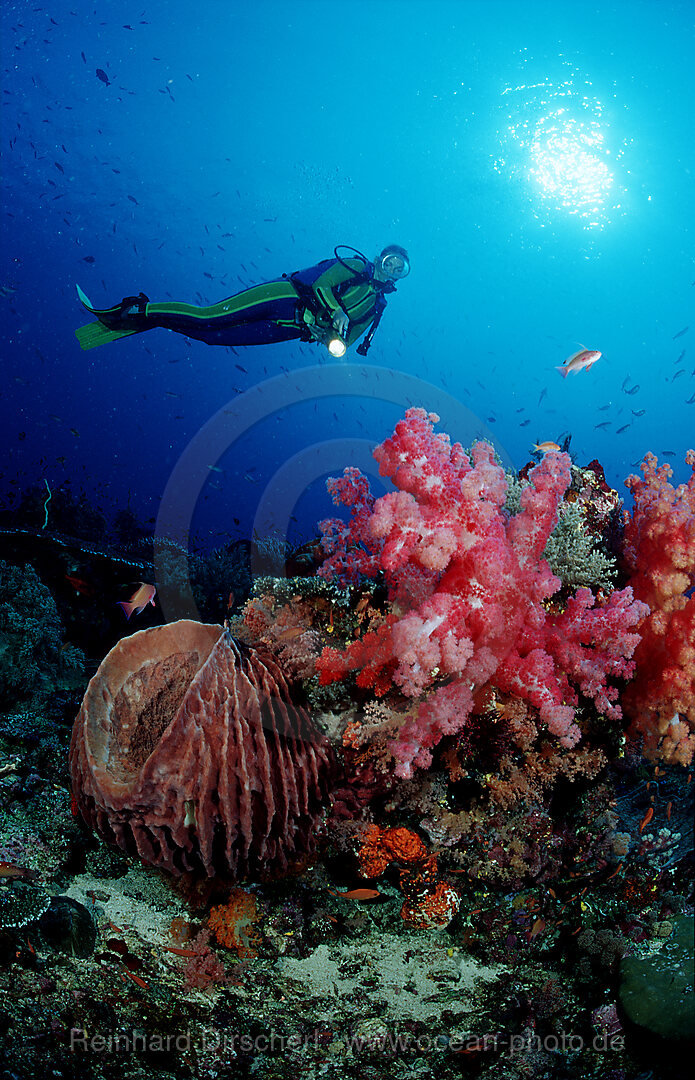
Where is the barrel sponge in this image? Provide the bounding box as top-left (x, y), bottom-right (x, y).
top-left (69, 620), bottom-right (335, 881)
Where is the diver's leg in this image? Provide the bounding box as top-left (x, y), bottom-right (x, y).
top-left (144, 280), bottom-right (302, 345)
top-left (165, 317), bottom-right (304, 346)
top-left (76, 280), bottom-right (304, 351)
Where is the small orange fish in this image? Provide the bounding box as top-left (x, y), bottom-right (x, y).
top-left (276, 626), bottom-right (305, 642)
top-left (556, 345), bottom-right (601, 378)
top-left (330, 887), bottom-right (382, 900)
top-left (533, 441), bottom-right (561, 454)
top-left (121, 970), bottom-right (149, 990)
top-left (118, 582), bottom-right (156, 619)
top-left (638, 806), bottom-right (654, 833)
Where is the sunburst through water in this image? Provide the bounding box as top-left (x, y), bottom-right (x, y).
top-left (494, 55), bottom-right (628, 231)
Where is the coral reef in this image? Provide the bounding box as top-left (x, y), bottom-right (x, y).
top-left (2, 412), bottom-right (693, 1080)
top-left (316, 409), bottom-right (647, 777)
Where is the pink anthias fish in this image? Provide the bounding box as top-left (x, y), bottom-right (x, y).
top-left (118, 582), bottom-right (156, 619)
top-left (556, 345), bottom-right (602, 378)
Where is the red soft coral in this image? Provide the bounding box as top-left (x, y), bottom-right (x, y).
top-left (621, 449), bottom-right (695, 765)
top-left (317, 615), bottom-right (399, 696)
top-left (318, 408), bottom-right (648, 777)
top-left (319, 466), bottom-right (381, 585)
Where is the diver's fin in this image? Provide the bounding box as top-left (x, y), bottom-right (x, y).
top-left (75, 319), bottom-right (141, 351)
top-left (76, 283), bottom-right (124, 320)
top-left (75, 284), bottom-right (149, 349)
top-left (76, 283), bottom-right (95, 311)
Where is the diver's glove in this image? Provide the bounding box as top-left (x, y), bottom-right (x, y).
top-left (301, 307), bottom-right (347, 356)
top-left (305, 319), bottom-right (347, 358)
top-left (332, 310), bottom-right (349, 338)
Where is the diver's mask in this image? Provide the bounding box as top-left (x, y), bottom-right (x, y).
top-left (378, 245), bottom-right (410, 280)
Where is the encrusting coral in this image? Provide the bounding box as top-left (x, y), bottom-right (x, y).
top-left (70, 620), bottom-right (335, 880)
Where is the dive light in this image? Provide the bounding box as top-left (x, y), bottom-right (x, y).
top-left (327, 336), bottom-right (347, 358)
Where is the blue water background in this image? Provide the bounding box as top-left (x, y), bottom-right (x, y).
top-left (2, 0), bottom-right (693, 551)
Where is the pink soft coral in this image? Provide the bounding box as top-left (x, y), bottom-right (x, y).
top-left (317, 409), bottom-right (648, 778)
top-left (621, 449), bottom-right (695, 766)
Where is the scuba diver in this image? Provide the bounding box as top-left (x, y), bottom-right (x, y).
top-left (75, 244), bottom-right (410, 358)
